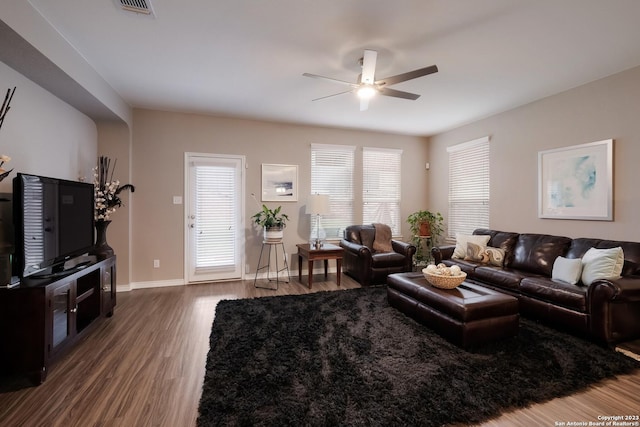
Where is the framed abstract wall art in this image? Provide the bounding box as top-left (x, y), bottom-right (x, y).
top-left (261, 163), bottom-right (298, 202)
top-left (538, 139), bottom-right (613, 220)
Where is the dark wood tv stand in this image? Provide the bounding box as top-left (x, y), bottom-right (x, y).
top-left (0, 255), bottom-right (116, 384)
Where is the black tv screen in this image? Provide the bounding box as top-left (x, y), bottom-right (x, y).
top-left (13, 173), bottom-right (95, 277)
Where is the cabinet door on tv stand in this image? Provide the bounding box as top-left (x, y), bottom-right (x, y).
top-left (101, 256), bottom-right (116, 317)
top-left (48, 282), bottom-right (76, 358)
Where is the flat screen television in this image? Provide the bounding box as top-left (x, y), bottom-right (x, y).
top-left (13, 173), bottom-right (95, 278)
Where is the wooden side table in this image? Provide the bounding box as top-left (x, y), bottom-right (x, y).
top-left (296, 243), bottom-right (343, 289)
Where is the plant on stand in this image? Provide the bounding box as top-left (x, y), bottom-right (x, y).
top-left (91, 156), bottom-right (135, 258)
top-left (251, 204), bottom-right (289, 243)
top-left (407, 210), bottom-right (444, 267)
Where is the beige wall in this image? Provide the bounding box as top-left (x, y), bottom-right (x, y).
top-left (0, 61), bottom-right (97, 188)
top-left (131, 109), bottom-right (430, 284)
top-left (429, 65), bottom-right (640, 242)
top-left (97, 121), bottom-right (132, 285)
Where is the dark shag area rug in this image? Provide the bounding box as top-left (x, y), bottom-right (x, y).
top-left (197, 286), bottom-right (639, 427)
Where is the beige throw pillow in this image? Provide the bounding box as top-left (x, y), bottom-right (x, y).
top-left (581, 247), bottom-right (624, 286)
top-left (453, 234), bottom-right (490, 259)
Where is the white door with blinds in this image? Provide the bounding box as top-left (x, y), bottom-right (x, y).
top-left (185, 153), bottom-right (244, 283)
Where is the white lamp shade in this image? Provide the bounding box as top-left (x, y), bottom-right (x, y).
top-left (306, 194), bottom-right (331, 215)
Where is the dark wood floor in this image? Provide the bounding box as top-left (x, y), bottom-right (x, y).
top-left (0, 273), bottom-right (638, 427)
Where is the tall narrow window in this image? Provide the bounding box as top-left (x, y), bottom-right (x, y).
top-left (311, 143), bottom-right (355, 239)
top-left (447, 136), bottom-right (490, 238)
top-left (363, 147), bottom-right (402, 235)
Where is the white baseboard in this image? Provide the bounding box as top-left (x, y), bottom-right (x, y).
top-left (117, 278), bottom-right (185, 292)
top-left (116, 266), bottom-right (339, 292)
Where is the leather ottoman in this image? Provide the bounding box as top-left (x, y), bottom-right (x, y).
top-left (387, 272), bottom-right (519, 348)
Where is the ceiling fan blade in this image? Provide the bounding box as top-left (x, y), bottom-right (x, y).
top-left (360, 50), bottom-right (377, 85)
top-left (360, 98), bottom-right (369, 111)
top-left (376, 65), bottom-right (438, 86)
top-left (379, 87), bottom-right (421, 100)
top-left (303, 73), bottom-right (358, 88)
top-left (312, 90), bottom-right (353, 102)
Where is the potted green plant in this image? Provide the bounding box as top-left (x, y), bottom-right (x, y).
top-left (252, 204), bottom-right (290, 242)
top-left (407, 210), bottom-right (444, 266)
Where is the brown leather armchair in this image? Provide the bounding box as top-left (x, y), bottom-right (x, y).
top-left (340, 224), bottom-right (416, 286)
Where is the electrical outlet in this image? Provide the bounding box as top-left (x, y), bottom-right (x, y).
top-left (245, 263), bottom-right (250, 274)
top-left (153, 259), bottom-right (160, 268)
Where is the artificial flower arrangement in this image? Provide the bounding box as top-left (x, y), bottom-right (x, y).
top-left (93, 156), bottom-right (135, 221)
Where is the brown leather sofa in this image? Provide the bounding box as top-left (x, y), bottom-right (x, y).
top-left (340, 225), bottom-right (416, 287)
top-left (431, 228), bottom-right (640, 345)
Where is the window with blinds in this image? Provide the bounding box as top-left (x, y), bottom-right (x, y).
top-left (363, 147), bottom-right (402, 235)
top-left (447, 136), bottom-right (490, 238)
top-left (311, 143), bottom-right (355, 239)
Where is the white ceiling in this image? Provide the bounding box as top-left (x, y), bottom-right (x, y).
top-left (26, 0), bottom-right (640, 136)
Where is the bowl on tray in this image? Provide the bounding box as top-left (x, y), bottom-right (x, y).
top-left (422, 268), bottom-right (467, 289)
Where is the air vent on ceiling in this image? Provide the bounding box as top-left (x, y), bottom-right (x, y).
top-left (117, 0), bottom-right (155, 16)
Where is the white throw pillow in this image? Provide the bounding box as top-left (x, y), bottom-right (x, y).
top-left (581, 247), bottom-right (624, 286)
top-left (453, 234), bottom-right (490, 259)
top-left (551, 256), bottom-right (583, 285)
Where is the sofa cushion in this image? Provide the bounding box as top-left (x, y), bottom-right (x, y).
top-left (520, 276), bottom-right (587, 312)
top-left (566, 238), bottom-right (602, 259)
top-left (372, 252), bottom-right (406, 268)
top-left (552, 256), bottom-right (583, 285)
top-left (442, 258), bottom-right (481, 276)
top-left (473, 266), bottom-right (526, 291)
top-left (511, 234), bottom-right (572, 276)
top-left (453, 234), bottom-right (490, 259)
top-left (581, 247), bottom-right (624, 286)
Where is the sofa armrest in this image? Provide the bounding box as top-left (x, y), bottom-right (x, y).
top-left (431, 245), bottom-right (456, 264)
top-left (391, 240), bottom-right (416, 258)
top-left (589, 276), bottom-right (640, 343)
top-left (590, 276), bottom-right (640, 303)
top-left (340, 239), bottom-right (372, 258)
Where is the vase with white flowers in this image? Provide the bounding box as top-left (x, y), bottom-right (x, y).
top-left (90, 156), bottom-right (135, 258)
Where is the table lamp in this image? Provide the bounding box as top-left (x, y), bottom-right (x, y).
top-left (306, 194), bottom-right (330, 248)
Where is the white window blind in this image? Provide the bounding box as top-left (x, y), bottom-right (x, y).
top-left (363, 147), bottom-right (402, 235)
top-left (193, 161), bottom-right (237, 271)
top-left (447, 136), bottom-right (490, 238)
top-left (311, 143), bottom-right (355, 239)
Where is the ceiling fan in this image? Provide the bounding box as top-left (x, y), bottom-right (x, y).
top-left (303, 49), bottom-right (438, 111)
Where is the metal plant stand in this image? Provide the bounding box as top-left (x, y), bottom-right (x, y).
top-left (254, 241), bottom-right (290, 289)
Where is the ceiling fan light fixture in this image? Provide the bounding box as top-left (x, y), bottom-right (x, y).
top-left (357, 85), bottom-right (376, 99)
